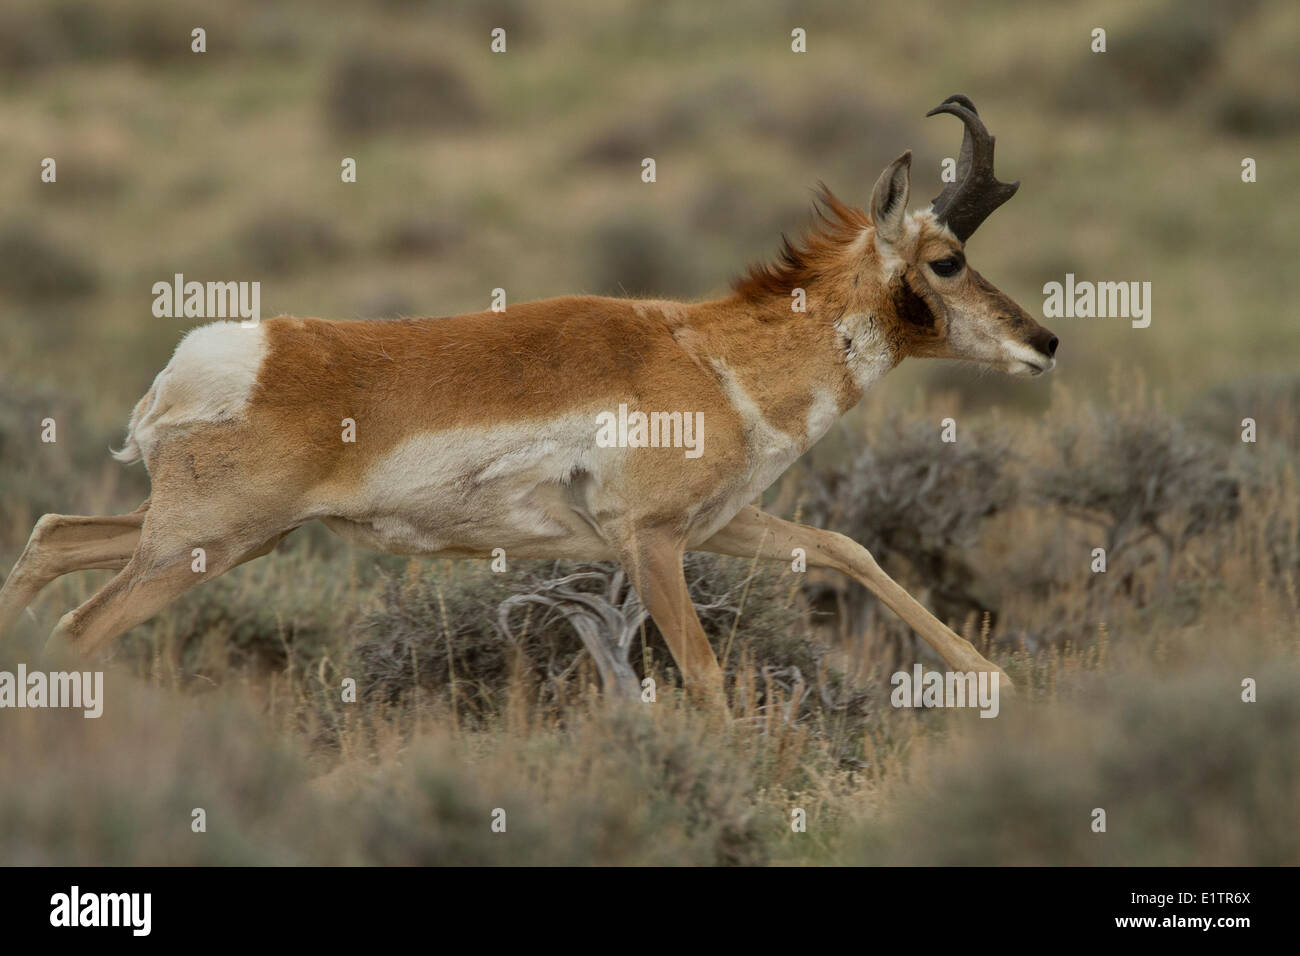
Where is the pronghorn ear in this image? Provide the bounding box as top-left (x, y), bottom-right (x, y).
top-left (870, 150), bottom-right (912, 243)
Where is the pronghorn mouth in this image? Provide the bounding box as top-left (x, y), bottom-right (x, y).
top-left (1001, 340), bottom-right (1055, 377)
top-left (1003, 356), bottom-right (1054, 378)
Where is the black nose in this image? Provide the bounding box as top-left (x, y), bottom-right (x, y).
top-left (1026, 325), bottom-right (1058, 358)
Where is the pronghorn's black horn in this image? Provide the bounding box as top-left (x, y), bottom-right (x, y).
top-left (926, 94), bottom-right (1019, 242)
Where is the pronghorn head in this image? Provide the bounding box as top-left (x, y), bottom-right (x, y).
top-left (865, 95), bottom-right (1058, 377)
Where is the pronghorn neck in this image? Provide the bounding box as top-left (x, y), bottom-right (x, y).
top-left (713, 188), bottom-right (913, 425)
top-left (678, 275), bottom-right (898, 455)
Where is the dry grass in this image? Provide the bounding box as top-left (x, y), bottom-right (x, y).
top-left (2, 374), bottom-right (1296, 865)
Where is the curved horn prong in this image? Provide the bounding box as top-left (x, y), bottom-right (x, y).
top-left (926, 95), bottom-right (1019, 242)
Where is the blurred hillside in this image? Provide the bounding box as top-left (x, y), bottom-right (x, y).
top-left (1, 0), bottom-right (1297, 445)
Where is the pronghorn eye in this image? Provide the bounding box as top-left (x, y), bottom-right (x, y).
top-left (929, 257), bottom-right (963, 278)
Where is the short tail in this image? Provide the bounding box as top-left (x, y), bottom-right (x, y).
top-left (110, 382), bottom-right (159, 465)
top-left (109, 437), bottom-right (140, 465)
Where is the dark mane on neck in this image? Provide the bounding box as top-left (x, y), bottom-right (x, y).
top-left (731, 183), bottom-right (872, 303)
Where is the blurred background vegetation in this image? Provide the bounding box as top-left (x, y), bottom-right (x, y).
top-left (2, 0), bottom-right (1297, 437)
top-left (1, 0), bottom-right (1298, 865)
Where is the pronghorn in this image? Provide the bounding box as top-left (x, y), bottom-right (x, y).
top-left (0, 95), bottom-right (1056, 708)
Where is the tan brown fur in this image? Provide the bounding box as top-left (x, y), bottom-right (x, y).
top-left (2, 150), bottom-right (1057, 709)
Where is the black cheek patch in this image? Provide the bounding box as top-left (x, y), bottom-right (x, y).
top-left (893, 279), bottom-right (938, 330)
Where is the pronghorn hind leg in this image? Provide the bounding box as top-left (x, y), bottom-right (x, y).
top-left (44, 521), bottom-right (291, 662)
top-left (615, 526), bottom-right (728, 713)
top-left (0, 502), bottom-right (149, 638)
top-left (698, 506), bottom-right (1015, 694)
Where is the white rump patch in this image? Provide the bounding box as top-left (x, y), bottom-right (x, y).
top-left (118, 321), bottom-right (266, 462)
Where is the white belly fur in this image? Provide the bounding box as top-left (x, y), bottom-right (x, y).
top-left (314, 369), bottom-right (844, 560)
top-left (314, 413), bottom-right (621, 559)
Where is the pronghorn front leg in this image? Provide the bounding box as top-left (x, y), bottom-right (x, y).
top-left (614, 525), bottom-right (728, 713)
top-left (699, 506), bottom-right (1015, 694)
